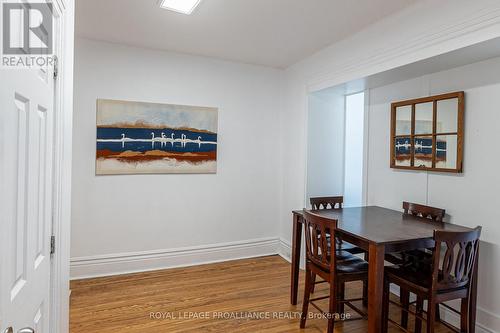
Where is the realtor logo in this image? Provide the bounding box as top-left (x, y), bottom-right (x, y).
top-left (2, 1), bottom-right (53, 55)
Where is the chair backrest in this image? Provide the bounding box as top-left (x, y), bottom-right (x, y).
top-left (431, 227), bottom-right (482, 292)
top-left (302, 210), bottom-right (337, 273)
top-left (310, 196), bottom-right (344, 210)
top-left (403, 201), bottom-right (445, 222)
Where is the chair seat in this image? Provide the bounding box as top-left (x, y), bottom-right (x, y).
top-left (385, 248), bottom-right (433, 267)
top-left (385, 252), bottom-right (405, 265)
top-left (323, 252), bottom-right (369, 273)
top-left (337, 256), bottom-right (369, 274)
top-left (385, 265), bottom-right (464, 295)
top-left (405, 249), bottom-right (432, 261)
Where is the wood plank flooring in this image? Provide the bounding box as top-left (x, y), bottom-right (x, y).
top-left (70, 255), bottom-right (454, 332)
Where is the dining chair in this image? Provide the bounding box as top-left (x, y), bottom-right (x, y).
top-left (309, 196), bottom-right (368, 304)
top-left (310, 197), bottom-right (365, 253)
top-left (403, 201), bottom-right (446, 221)
top-left (382, 227), bottom-right (481, 333)
top-left (400, 202), bottom-right (447, 271)
top-left (386, 202), bottom-right (446, 264)
top-left (300, 210), bottom-right (368, 333)
top-left (310, 196), bottom-right (344, 210)
top-left (386, 202), bottom-right (446, 328)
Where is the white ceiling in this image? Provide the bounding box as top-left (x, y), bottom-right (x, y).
top-left (75, 0), bottom-right (418, 68)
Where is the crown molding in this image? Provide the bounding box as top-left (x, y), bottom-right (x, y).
top-left (290, 3), bottom-right (500, 92)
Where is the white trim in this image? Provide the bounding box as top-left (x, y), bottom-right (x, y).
top-left (302, 4), bottom-right (500, 92)
top-left (49, 6), bottom-right (63, 332)
top-left (302, 84), bottom-right (310, 208)
top-left (49, 1), bottom-right (74, 332)
top-left (278, 238), bottom-right (292, 262)
top-left (389, 285), bottom-right (499, 333)
top-left (440, 307), bottom-right (499, 333)
top-left (278, 238), bottom-right (306, 271)
top-left (70, 237), bottom-right (280, 280)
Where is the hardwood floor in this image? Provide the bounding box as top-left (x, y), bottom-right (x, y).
top-left (70, 255), bottom-right (454, 332)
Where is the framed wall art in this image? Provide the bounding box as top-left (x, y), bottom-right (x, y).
top-left (96, 99), bottom-right (218, 175)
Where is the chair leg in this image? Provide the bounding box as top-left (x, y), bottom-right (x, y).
top-left (460, 297), bottom-right (470, 333)
top-left (435, 303), bottom-right (441, 322)
top-left (362, 280), bottom-right (368, 307)
top-left (310, 273), bottom-right (317, 293)
top-left (327, 278), bottom-right (337, 333)
top-left (426, 298), bottom-right (436, 333)
top-left (400, 288), bottom-right (410, 328)
top-left (382, 278), bottom-right (390, 333)
top-left (300, 268), bottom-right (312, 328)
top-left (415, 296), bottom-right (424, 333)
top-left (363, 252), bottom-right (369, 306)
top-left (338, 281), bottom-right (345, 315)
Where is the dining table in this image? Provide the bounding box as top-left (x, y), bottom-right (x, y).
top-left (290, 206), bottom-right (479, 333)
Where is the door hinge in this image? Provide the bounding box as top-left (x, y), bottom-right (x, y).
top-left (53, 55), bottom-right (59, 79)
top-left (50, 235), bottom-right (56, 255)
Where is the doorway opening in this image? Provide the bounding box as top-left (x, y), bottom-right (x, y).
top-left (305, 88), bottom-right (366, 207)
top-left (344, 92), bottom-right (365, 207)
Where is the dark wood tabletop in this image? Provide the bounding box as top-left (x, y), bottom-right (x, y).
top-left (293, 206), bottom-right (472, 245)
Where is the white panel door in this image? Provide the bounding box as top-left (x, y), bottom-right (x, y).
top-left (0, 58), bottom-right (55, 333)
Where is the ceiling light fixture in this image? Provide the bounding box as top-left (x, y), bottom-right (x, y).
top-left (159, 0), bottom-right (202, 15)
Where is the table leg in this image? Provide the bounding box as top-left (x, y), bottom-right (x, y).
top-left (368, 243), bottom-right (385, 333)
top-left (290, 214), bottom-right (302, 305)
top-left (469, 247), bottom-right (479, 333)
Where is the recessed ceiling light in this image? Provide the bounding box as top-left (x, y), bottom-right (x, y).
top-left (160, 0), bottom-right (202, 15)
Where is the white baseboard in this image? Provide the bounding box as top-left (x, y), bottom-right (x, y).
top-left (70, 237), bottom-right (280, 280)
top-left (277, 238), bottom-right (307, 270)
top-left (389, 285), bottom-right (499, 333)
top-left (278, 238), bottom-right (292, 262)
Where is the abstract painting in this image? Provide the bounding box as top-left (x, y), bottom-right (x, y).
top-left (96, 99), bottom-right (218, 175)
top-left (414, 137), bottom-right (434, 168)
top-left (394, 137), bottom-right (412, 166)
top-left (394, 137), bottom-right (447, 168)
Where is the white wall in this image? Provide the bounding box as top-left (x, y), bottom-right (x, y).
top-left (306, 89), bottom-right (345, 202)
top-left (367, 57), bottom-right (500, 331)
top-left (71, 39), bottom-right (284, 278)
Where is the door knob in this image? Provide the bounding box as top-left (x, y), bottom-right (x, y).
top-left (18, 329), bottom-right (34, 333)
top-left (3, 328), bottom-right (13, 333)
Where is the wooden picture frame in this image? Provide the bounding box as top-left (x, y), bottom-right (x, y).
top-left (390, 91), bottom-right (464, 173)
